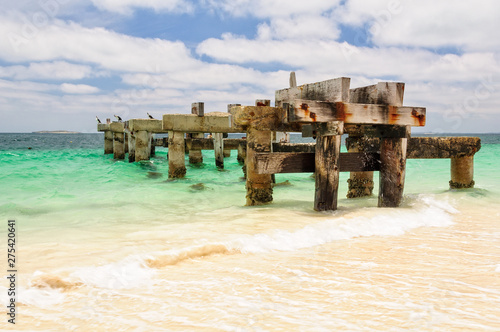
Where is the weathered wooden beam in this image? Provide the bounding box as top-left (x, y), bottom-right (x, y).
top-left (246, 128), bottom-right (273, 206)
top-left (230, 106), bottom-right (289, 131)
top-left (272, 142), bottom-right (316, 153)
top-left (378, 138), bottom-right (407, 207)
top-left (276, 77), bottom-right (351, 107)
top-left (192, 102), bottom-right (204, 117)
top-left (314, 122), bottom-right (342, 211)
top-left (407, 137), bottom-right (481, 159)
top-left (254, 152), bottom-right (381, 174)
top-left (214, 133), bottom-right (224, 168)
top-left (163, 113), bottom-right (241, 133)
top-left (187, 138), bottom-right (244, 150)
top-left (290, 100), bottom-right (426, 126)
top-left (344, 124), bottom-right (409, 138)
top-left (346, 82), bottom-right (405, 198)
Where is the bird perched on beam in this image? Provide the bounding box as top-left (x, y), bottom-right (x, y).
top-left (114, 115), bottom-right (122, 122)
top-left (147, 112), bottom-right (154, 119)
top-left (96, 116), bottom-right (101, 124)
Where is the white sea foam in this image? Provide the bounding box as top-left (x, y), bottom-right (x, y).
top-left (70, 255), bottom-right (156, 290)
top-left (27, 195), bottom-right (456, 292)
top-left (229, 195), bottom-right (456, 254)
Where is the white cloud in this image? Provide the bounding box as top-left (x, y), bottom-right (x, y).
top-left (60, 83), bottom-right (99, 94)
top-left (0, 14), bottom-right (198, 73)
top-left (338, 0), bottom-right (500, 52)
top-left (257, 14), bottom-right (340, 41)
top-left (90, 0), bottom-right (194, 15)
top-left (204, 0), bottom-right (340, 18)
top-left (0, 61), bottom-right (94, 80)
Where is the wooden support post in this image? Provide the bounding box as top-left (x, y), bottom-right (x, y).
top-left (378, 137), bottom-right (407, 207)
top-left (104, 131), bottom-right (113, 154)
top-left (189, 133), bottom-right (204, 164)
top-left (135, 130), bottom-right (150, 162)
top-left (450, 156), bottom-right (474, 189)
top-left (246, 128), bottom-right (273, 205)
top-left (314, 122), bottom-right (343, 211)
top-left (213, 133), bottom-right (224, 168)
top-left (168, 131), bottom-right (186, 178)
top-left (113, 132), bottom-right (125, 160)
top-left (128, 132), bottom-right (136, 162)
top-left (192, 102), bottom-right (204, 116)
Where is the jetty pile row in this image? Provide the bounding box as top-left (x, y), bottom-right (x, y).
top-left (98, 75), bottom-right (481, 211)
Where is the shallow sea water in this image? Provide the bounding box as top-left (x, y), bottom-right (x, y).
top-left (0, 133), bottom-right (499, 331)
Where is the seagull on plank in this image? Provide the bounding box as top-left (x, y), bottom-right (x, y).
top-left (96, 116), bottom-right (101, 124)
top-left (114, 115), bottom-right (122, 122)
top-left (147, 112), bottom-right (154, 119)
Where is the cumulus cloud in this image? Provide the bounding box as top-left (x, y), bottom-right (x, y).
top-left (204, 0), bottom-right (340, 18)
top-left (0, 61), bottom-right (94, 80)
top-left (337, 0), bottom-right (500, 52)
top-left (60, 83), bottom-right (99, 94)
top-left (90, 0), bottom-right (194, 15)
top-left (0, 15), bottom-right (198, 73)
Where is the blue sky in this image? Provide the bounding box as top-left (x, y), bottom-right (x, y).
top-left (0, 0), bottom-right (499, 133)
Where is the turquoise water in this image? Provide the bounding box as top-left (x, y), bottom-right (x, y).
top-left (1, 133), bottom-right (499, 330)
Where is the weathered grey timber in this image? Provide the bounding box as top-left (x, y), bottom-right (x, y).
top-left (314, 124), bottom-right (342, 211)
top-left (98, 74), bottom-right (481, 212)
top-left (214, 132), bottom-right (224, 168)
top-left (128, 132), bottom-right (136, 162)
top-left (288, 100), bottom-right (425, 126)
top-left (276, 77), bottom-right (350, 107)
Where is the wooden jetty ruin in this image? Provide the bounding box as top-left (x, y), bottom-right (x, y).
top-left (98, 74), bottom-right (481, 211)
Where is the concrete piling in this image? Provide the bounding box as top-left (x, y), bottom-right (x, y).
top-left (168, 131), bottom-right (186, 179)
top-left (189, 133), bottom-right (205, 164)
top-left (450, 156), bottom-right (475, 189)
top-left (104, 131), bottom-right (113, 154)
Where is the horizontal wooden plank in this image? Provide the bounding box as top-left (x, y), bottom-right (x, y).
top-left (255, 152), bottom-right (381, 174)
top-left (276, 77), bottom-right (350, 106)
top-left (230, 105), bottom-right (295, 131)
top-left (344, 124), bottom-right (410, 138)
top-left (407, 137), bottom-right (481, 158)
top-left (163, 113), bottom-right (243, 133)
top-left (272, 142), bottom-right (316, 153)
top-left (188, 138), bottom-right (245, 150)
top-left (290, 100), bottom-right (426, 126)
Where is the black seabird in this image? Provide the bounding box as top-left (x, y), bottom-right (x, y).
top-left (96, 116), bottom-right (101, 124)
top-left (147, 112), bottom-right (154, 119)
top-left (114, 115), bottom-right (122, 122)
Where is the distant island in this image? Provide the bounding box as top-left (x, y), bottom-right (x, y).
top-left (32, 130), bottom-right (81, 134)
